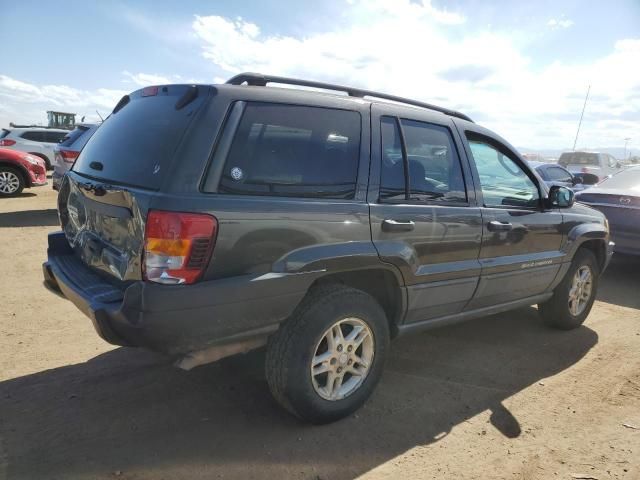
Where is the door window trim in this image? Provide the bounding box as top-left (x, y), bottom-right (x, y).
top-left (378, 115), bottom-right (470, 207)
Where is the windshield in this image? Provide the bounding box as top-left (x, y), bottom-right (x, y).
top-left (598, 167), bottom-right (640, 191)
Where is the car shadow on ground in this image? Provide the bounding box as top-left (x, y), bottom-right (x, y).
top-left (597, 253), bottom-right (640, 310)
top-left (0, 208), bottom-right (58, 227)
top-left (0, 307), bottom-right (597, 479)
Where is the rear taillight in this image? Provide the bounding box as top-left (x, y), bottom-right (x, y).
top-left (0, 139), bottom-right (16, 146)
top-left (143, 210), bottom-right (217, 285)
top-left (60, 150), bottom-right (79, 163)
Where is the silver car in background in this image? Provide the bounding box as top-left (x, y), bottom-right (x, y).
top-left (558, 151), bottom-right (623, 183)
top-left (52, 124), bottom-right (99, 190)
top-left (575, 166), bottom-right (640, 256)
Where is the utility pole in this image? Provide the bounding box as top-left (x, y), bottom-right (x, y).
top-left (573, 84), bottom-right (591, 151)
top-left (624, 137), bottom-right (631, 161)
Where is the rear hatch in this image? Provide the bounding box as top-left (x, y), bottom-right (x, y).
top-left (58, 85), bottom-right (208, 282)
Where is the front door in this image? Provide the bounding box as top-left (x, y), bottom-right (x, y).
top-left (369, 105), bottom-right (483, 324)
top-left (461, 133), bottom-right (564, 309)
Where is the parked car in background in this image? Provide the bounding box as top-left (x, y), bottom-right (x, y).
top-left (528, 161), bottom-right (595, 192)
top-left (44, 74), bottom-right (613, 424)
top-left (53, 124), bottom-right (99, 190)
top-left (558, 151), bottom-right (622, 183)
top-left (0, 147), bottom-right (47, 196)
top-left (0, 127), bottom-right (68, 170)
top-left (575, 166), bottom-right (640, 256)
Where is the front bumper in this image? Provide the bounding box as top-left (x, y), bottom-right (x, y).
top-left (43, 232), bottom-right (310, 355)
top-left (605, 240), bottom-right (615, 269)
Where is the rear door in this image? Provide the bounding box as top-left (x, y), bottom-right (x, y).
top-left (460, 131), bottom-right (563, 309)
top-left (369, 104), bottom-right (482, 323)
top-left (59, 85), bottom-right (209, 282)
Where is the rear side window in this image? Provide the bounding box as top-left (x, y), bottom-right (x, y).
top-left (60, 126), bottom-right (90, 147)
top-left (0, 129), bottom-right (9, 139)
top-left (21, 131), bottom-right (45, 142)
top-left (380, 116), bottom-right (466, 203)
top-left (73, 85), bottom-right (205, 189)
top-left (546, 166), bottom-right (572, 182)
top-left (215, 103), bottom-right (360, 199)
top-left (43, 131), bottom-right (66, 143)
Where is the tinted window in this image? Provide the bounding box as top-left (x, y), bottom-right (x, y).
top-left (216, 103), bottom-right (360, 199)
top-left (0, 129), bottom-right (9, 139)
top-left (21, 131), bottom-right (45, 142)
top-left (74, 85), bottom-right (206, 189)
top-left (546, 166), bottom-right (572, 182)
top-left (558, 152), bottom-right (599, 166)
top-left (380, 117), bottom-right (466, 203)
top-left (467, 138), bottom-right (539, 208)
top-left (43, 131), bottom-right (66, 143)
top-left (60, 126), bottom-right (90, 147)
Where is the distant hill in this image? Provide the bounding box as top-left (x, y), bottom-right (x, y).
top-left (517, 146), bottom-right (639, 160)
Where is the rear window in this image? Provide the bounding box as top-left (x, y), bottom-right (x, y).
top-left (59, 126), bottom-right (90, 147)
top-left (73, 86), bottom-right (205, 189)
top-left (213, 103), bottom-right (361, 199)
top-left (0, 129), bottom-right (10, 139)
top-left (559, 152), bottom-right (599, 166)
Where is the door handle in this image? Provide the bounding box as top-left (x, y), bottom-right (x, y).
top-left (487, 220), bottom-right (513, 232)
top-left (382, 219), bottom-right (415, 232)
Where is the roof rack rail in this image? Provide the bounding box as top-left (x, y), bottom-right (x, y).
top-left (226, 72), bottom-right (473, 123)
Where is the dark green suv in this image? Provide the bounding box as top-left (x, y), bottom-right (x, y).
top-left (43, 73), bottom-right (613, 424)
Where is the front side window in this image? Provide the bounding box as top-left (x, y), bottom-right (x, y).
top-left (380, 117), bottom-right (466, 203)
top-left (467, 137), bottom-right (540, 208)
top-left (217, 103), bottom-right (360, 199)
top-left (546, 166), bottom-right (572, 183)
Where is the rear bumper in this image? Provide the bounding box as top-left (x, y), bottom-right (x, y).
top-left (43, 232), bottom-right (311, 355)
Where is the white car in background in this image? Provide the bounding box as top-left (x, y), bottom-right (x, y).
top-left (0, 127), bottom-right (69, 170)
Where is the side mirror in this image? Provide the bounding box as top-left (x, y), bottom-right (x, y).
top-left (548, 185), bottom-right (575, 208)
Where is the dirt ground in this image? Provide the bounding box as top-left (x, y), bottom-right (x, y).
top-left (0, 184), bottom-right (639, 480)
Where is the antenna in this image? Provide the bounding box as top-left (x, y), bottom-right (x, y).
top-left (96, 110), bottom-right (104, 122)
top-left (573, 84), bottom-right (590, 151)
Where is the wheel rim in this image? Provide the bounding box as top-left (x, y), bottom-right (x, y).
top-left (310, 317), bottom-right (375, 401)
top-left (568, 265), bottom-right (593, 316)
top-left (0, 171), bottom-right (20, 194)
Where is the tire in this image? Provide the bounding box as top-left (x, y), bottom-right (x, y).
top-left (539, 248), bottom-right (599, 330)
top-left (265, 285), bottom-right (390, 424)
top-left (0, 166), bottom-right (25, 196)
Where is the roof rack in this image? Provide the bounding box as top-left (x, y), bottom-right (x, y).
top-left (226, 72), bottom-right (473, 123)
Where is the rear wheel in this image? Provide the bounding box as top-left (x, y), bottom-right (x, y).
top-left (265, 285), bottom-right (390, 424)
top-left (539, 248), bottom-right (599, 330)
top-left (0, 167), bottom-right (24, 196)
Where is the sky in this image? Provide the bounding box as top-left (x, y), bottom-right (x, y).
top-left (0, 0), bottom-right (638, 151)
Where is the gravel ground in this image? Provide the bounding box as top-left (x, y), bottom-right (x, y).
top-left (1, 185), bottom-right (639, 480)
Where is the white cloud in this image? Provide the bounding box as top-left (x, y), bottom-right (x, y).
top-left (192, 1), bottom-right (638, 149)
top-left (547, 18), bottom-right (574, 29)
top-left (0, 75), bottom-right (127, 127)
top-left (122, 71), bottom-right (173, 86)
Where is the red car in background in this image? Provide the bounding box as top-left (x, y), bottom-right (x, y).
top-left (0, 147), bottom-right (47, 196)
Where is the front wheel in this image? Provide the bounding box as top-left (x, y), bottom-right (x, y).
top-left (539, 248), bottom-right (599, 330)
top-left (265, 285), bottom-right (390, 424)
top-left (0, 167), bottom-right (24, 196)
